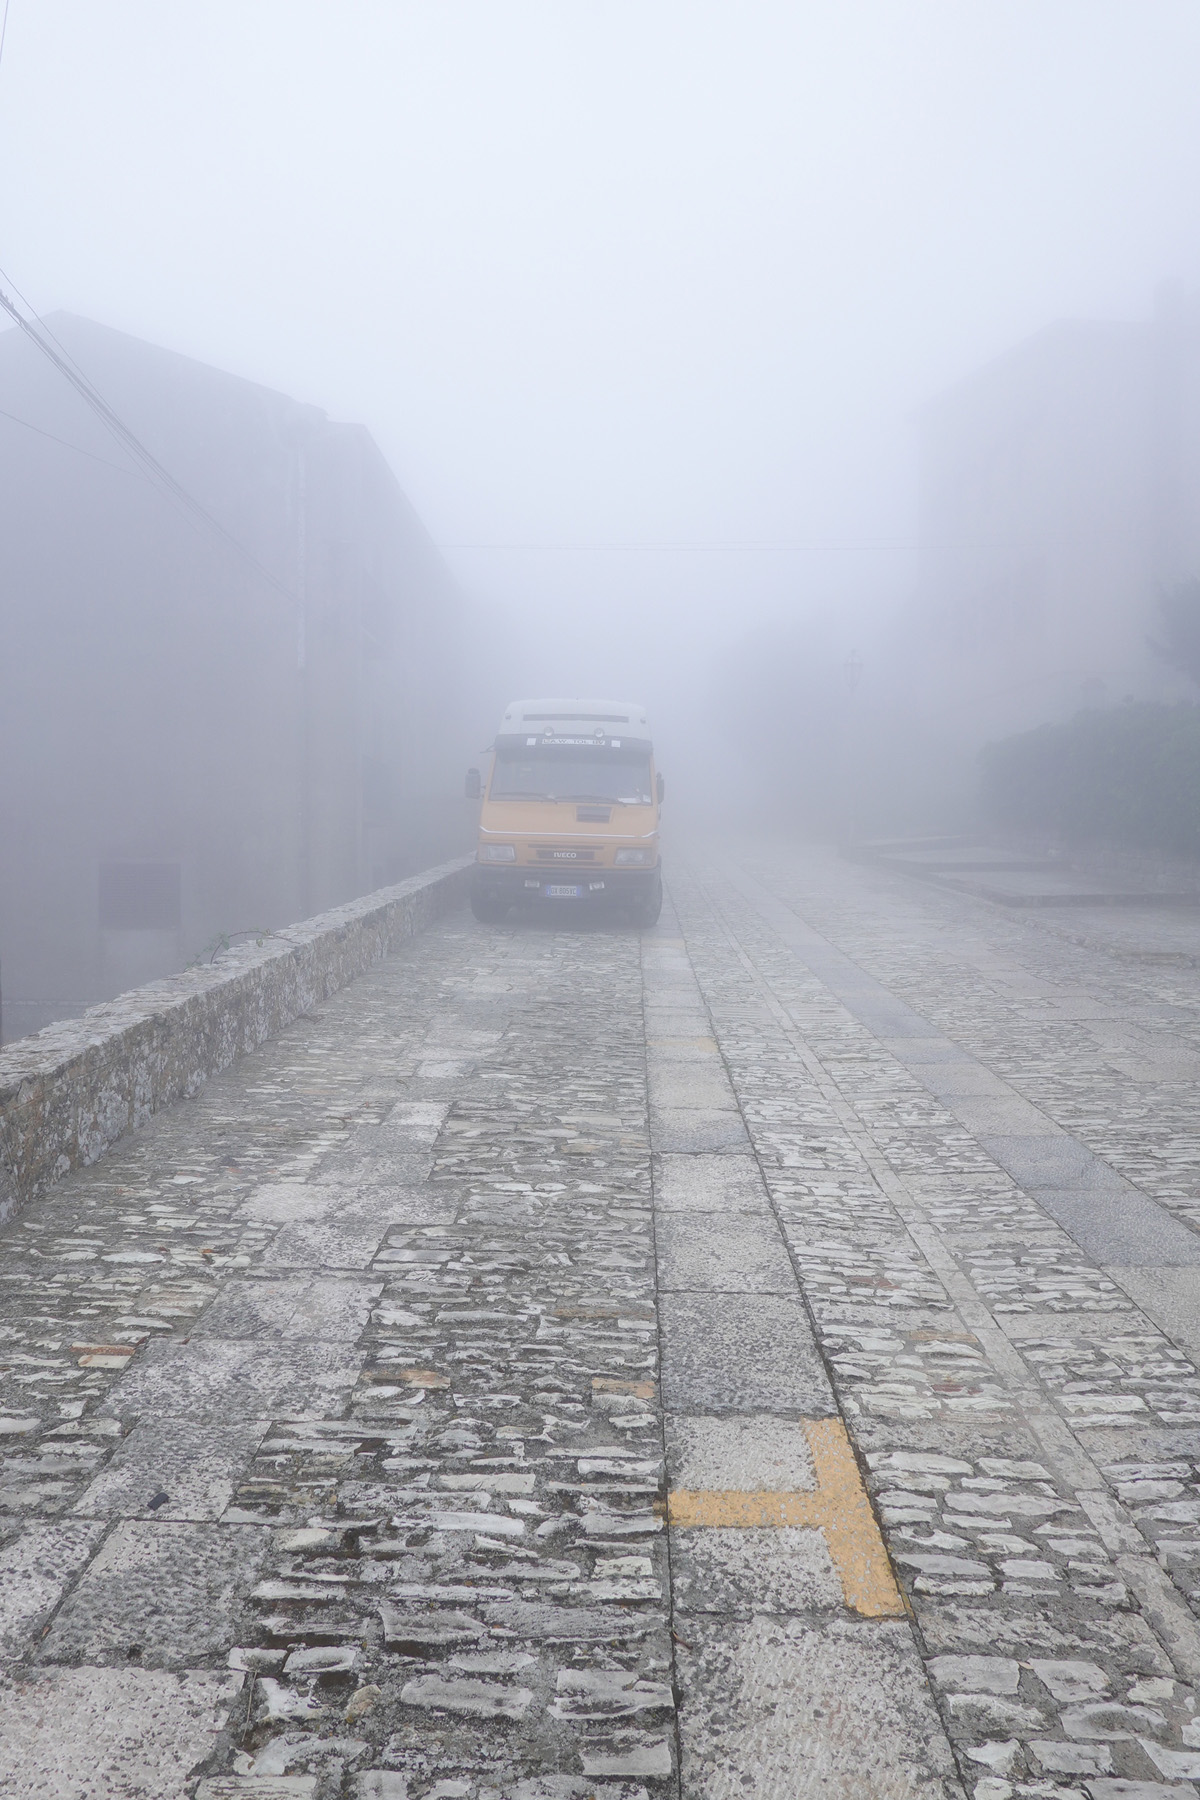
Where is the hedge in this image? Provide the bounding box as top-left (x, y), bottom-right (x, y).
top-left (978, 702), bottom-right (1200, 857)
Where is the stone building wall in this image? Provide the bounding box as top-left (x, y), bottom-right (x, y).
top-left (0, 314), bottom-right (473, 1042)
top-left (908, 288), bottom-right (1200, 746)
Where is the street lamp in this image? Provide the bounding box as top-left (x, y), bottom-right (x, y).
top-left (842, 649), bottom-right (863, 844)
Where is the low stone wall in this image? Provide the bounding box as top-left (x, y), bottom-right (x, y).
top-left (0, 857), bottom-right (473, 1221)
top-left (995, 829), bottom-right (1200, 899)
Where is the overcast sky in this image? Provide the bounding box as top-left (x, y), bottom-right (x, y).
top-left (3, 1), bottom-right (1199, 689)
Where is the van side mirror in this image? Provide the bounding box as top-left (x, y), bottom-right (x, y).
top-left (656, 772), bottom-right (665, 803)
top-left (465, 768), bottom-right (481, 800)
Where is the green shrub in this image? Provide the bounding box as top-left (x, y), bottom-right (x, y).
top-left (979, 702), bottom-right (1200, 857)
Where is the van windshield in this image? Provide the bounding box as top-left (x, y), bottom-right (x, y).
top-left (490, 750), bottom-right (653, 804)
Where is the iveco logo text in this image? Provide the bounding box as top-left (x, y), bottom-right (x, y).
top-left (551, 850), bottom-right (578, 859)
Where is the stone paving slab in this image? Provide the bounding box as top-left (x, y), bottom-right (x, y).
top-left (651, 1153), bottom-right (767, 1214)
top-left (658, 1294), bottom-right (835, 1415)
top-left (1032, 1191), bottom-right (1200, 1268)
top-left (674, 1615), bottom-right (961, 1799)
top-left (40, 1519), bottom-right (271, 1667)
top-left (0, 1666), bottom-right (235, 1799)
top-left (72, 1415), bottom-right (271, 1520)
top-left (0, 1517), bottom-right (104, 1657)
top-left (654, 1213), bottom-right (797, 1292)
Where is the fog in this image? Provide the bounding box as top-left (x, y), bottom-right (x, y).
top-left (3, 3), bottom-right (1200, 1030)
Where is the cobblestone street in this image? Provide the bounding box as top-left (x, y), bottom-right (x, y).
top-left (6, 842), bottom-right (1200, 1799)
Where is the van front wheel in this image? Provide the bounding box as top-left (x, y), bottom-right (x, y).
top-left (630, 875), bottom-right (663, 930)
top-left (471, 893), bottom-right (509, 924)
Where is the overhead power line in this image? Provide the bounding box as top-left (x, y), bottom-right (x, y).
top-left (0, 403), bottom-right (165, 480)
top-left (437, 538), bottom-right (1030, 554)
top-left (437, 541), bottom-right (918, 554)
top-left (0, 282), bottom-right (299, 608)
top-left (0, 263), bottom-right (155, 442)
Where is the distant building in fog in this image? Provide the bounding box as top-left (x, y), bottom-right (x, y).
top-left (913, 285), bottom-right (1200, 741)
top-left (0, 314), bottom-right (470, 1042)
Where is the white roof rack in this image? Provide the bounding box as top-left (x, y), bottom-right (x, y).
top-left (498, 697), bottom-right (650, 735)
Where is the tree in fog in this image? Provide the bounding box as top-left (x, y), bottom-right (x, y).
top-left (1151, 579), bottom-right (1200, 686)
top-left (719, 619), bottom-right (846, 832)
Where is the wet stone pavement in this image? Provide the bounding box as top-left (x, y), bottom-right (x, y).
top-left (6, 847), bottom-right (1200, 1797)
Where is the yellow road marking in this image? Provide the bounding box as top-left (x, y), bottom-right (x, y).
top-left (668, 1489), bottom-right (825, 1528)
top-left (668, 1416), bottom-right (904, 1619)
top-left (593, 1377), bottom-right (657, 1399)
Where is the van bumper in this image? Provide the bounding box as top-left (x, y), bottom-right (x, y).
top-left (472, 864), bottom-right (661, 908)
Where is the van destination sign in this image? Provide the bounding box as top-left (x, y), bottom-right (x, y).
top-left (524, 735), bottom-right (623, 748)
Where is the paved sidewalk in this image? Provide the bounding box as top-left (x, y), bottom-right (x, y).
top-left (672, 846), bottom-right (1200, 1799)
top-left (4, 843), bottom-right (1200, 1798)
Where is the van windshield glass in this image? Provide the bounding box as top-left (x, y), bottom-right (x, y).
top-left (490, 751), bottom-right (652, 804)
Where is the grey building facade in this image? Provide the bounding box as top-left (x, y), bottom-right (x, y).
top-left (1, 314), bottom-right (470, 1041)
top-left (911, 285), bottom-right (1200, 741)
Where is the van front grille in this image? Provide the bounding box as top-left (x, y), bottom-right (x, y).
top-left (535, 847), bottom-right (597, 862)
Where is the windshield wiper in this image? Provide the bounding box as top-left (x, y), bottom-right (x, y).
top-left (492, 790), bottom-right (643, 804)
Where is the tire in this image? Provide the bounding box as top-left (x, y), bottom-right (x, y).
top-left (471, 893), bottom-right (509, 924)
top-left (630, 875), bottom-right (663, 929)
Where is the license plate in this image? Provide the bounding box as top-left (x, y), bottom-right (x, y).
top-left (544, 884), bottom-right (583, 898)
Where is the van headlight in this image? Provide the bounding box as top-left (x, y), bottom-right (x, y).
top-left (615, 848), bottom-right (651, 866)
top-left (479, 844), bottom-right (516, 863)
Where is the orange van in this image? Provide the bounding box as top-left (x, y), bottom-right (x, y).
top-left (465, 698), bottom-right (663, 926)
